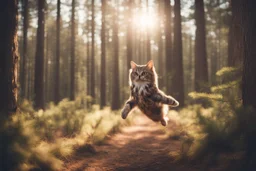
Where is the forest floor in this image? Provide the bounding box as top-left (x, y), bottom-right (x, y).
top-left (63, 113), bottom-right (223, 171)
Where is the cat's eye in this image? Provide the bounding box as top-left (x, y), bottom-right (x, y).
top-left (141, 72), bottom-right (146, 76)
top-left (134, 72), bottom-right (138, 76)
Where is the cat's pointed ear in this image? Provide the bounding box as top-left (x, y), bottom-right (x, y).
top-left (146, 60), bottom-right (154, 70)
top-left (130, 61), bottom-right (137, 70)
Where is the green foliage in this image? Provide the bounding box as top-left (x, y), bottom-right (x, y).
top-left (173, 67), bottom-right (247, 165)
top-left (0, 97), bottom-right (128, 171)
top-left (215, 67), bottom-right (238, 77)
top-left (0, 112), bottom-right (63, 171)
top-left (189, 67), bottom-right (241, 103)
top-left (211, 80), bottom-right (239, 92)
top-left (189, 92), bottom-right (223, 101)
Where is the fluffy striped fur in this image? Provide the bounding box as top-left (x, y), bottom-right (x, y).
top-left (121, 60), bottom-right (179, 126)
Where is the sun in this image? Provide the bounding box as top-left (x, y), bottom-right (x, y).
top-left (132, 12), bottom-right (156, 31)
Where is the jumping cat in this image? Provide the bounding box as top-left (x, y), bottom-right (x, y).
top-left (121, 60), bottom-right (179, 126)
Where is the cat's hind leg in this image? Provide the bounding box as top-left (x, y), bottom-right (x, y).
top-left (160, 105), bottom-right (169, 126)
top-left (121, 99), bottom-right (137, 119)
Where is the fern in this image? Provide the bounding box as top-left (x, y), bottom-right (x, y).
top-left (211, 80), bottom-right (241, 93)
top-left (189, 92), bottom-right (223, 101)
top-left (216, 67), bottom-right (239, 77)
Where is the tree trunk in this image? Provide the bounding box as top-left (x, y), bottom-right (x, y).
top-left (210, 41), bottom-right (217, 85)
top-left (146, 0), bottom-right (151, 62)
top-left (20, 0), bottom-right (28, 98)
top-left (111, 4), bottom-right (120, 110)
top-left (188, 35), bottom-right (194, 92)
top-left (70, 0), bottom-right (75, 100)
top-left (164, 0), bottom-right (173, 95)
top-left (241, 1), bottom-right (256, 167)
top-left (90, 0), bottom-right (95, 101)
top-left (85, 1), bottom-right (91, 102)
top-left (127, 0), bottom-right (133, 70)
top-left (86, 36), bottom-right (90, 98)
top-left (100, 0), bottom-right (106, 109)
top-left (34, 0), bottom-right (45, 109)
top-left (216, 1), bottom-right (222, 71)
top-left (228, 0), bottom-right (243, 67)
top-left (28, 33), bottom-right (36, 101)
top-left (172, 0), bottom-right (184, 106)
top-left (242, 0), bottom-right (256, 108)
top-left (194, 0), bottom-right (208, 92)
top-left (45, 28), bottom-right (49, 103)
top-left (138, 31), bottom-right (142, 64)
top-left (0, 0), bottom-right (18, 113)
top-left (157, 1), bottom-right (164, 89)
top-left (54, 0), bottom-right (61, 104)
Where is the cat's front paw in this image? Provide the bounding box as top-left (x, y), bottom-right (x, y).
top-left (160, 117), bottom-right (169, 126)
top-left (121, 104), bottom-right (131, 119)
top-left (167, 97), bottom-right (179, 107)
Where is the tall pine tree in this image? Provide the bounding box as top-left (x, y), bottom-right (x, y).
top-left (100, 0), bottom-right (106, 109)
top-left (70, 0), bottom-right (75, 100)
top-left (90, 0), bottom-right (95, 101)
top-left (172, 0), bottom-right (184, 106)
top-left (34, 0), bottom-right (45, 109)
top-left (54, 0), bottom-right (61, 103)
top-left (111, 2), bottom-right (120, 110)
top-left (228, 0), bottom-right (243, 67)
top-left (126, 0), bottom-right (133, 70)
top-left (20, 0), bottom-right (28, 99)
top-left (0, 0), bottom-right (18, 113)
top-left (242, 0), bottom-right (256, 108)
top-left (194, 0), bottom-right (208, 92)
top-left (164, 0), bottom-right (173, 95)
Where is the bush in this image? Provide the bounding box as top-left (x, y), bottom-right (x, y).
top-left (171, 67), bottom-right (245, 164)
top-left (0, 97), bottom-right (128, 171)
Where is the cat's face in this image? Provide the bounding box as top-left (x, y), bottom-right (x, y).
top-left (129, 60), bottom-right (156, 84)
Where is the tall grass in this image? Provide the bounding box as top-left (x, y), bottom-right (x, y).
top-left (0, 98), bottom-right (129, 171)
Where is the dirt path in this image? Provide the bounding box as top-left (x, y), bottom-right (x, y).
top-left (64, 114), bottom-right (197, 171)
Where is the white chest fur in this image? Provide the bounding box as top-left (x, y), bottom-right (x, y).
top-left (133, 82), bottom-right (148, 95)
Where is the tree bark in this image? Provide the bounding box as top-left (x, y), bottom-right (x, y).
top-left (194, 0), bottom-right (208, 92)
top-left (20, 0), bottom-right (28, 98)
top-left (210, 41), bottom-right (217, 85)
top-left (188, 35), bottom-right (194, 92)
top-left (85, 1), bottom-right (91, 102)
top-left (45, 27), bottom-right (49, 103)
top-left (70, 0), bottom-right (75, 100)
top-left (86, 36), bottom-right (90, 98)
top-left (157, 1), bottom-right (164, 89)
top-left (54, 0), bottom-right (61, 104)
top-left (241, 1), bottom-right (256, 167)
top-left (164, 0), bottom-right (173, 95)
top-left (0, 0), bottom-right (18, 113)
top-left (228, 0), bottom-right (243, 67)
top-left (172, 0), bottom-right (184, 106)
top-left (34, 0), bottom-right (45, 109)
top-left (90, 0), bottom-right (95, 100)
top-left (146, 0), bottom-right (151, 62)
top-left (100, 0), bottom-right (106, 109)
top-left (127, 0), bottom-right (133, 70)
top-left (242, 0), bottom-right (256, 109)
top-left (111, 4), bottom-right (120, 110)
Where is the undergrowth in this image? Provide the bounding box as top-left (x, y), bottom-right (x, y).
top-left (168, 67), bottom-right (256, 169)
top-left (0, 97), bottom-right (130, 171)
